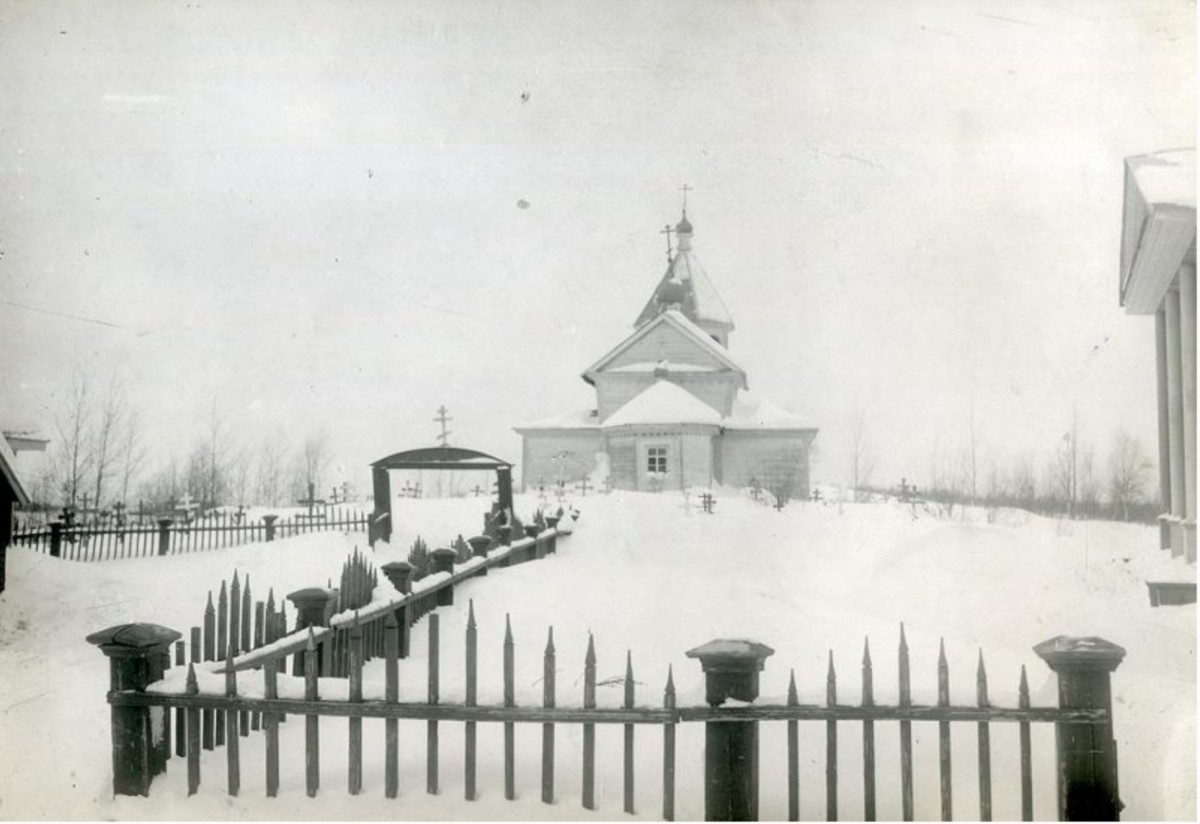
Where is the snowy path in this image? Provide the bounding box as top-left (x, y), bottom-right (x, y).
top-left (0, 493), bottom-right (1193, 820)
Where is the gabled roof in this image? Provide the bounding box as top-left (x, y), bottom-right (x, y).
top-left (582, 310), bottom-right (747, 387)
top-left (0, 432), bottom-right (30, 505)
top-left (601, 380), bottom-right (722, 429)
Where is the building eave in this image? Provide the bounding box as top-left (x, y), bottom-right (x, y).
top-left (0, 435), bottom-right (31, 505)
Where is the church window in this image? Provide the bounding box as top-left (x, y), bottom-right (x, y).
top-left (647, 445), bottom-right (668, 474)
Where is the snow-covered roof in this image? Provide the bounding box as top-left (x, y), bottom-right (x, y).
top-left (1120, 148), bottom-right (1197, 314)
top-left (513, 408), bottom-right (600, 432)
top-left (583, 309), bottom-right (746, 386)
top-left (723, 393), bottom-right (818, 431)
top-left (0, 430), bottom-right (30, 505)
top-left (601, 380), bottom-right (722, 428)
top-left (1126, 149), bottom-right (1196, 209)
top-left (635, 214), bottom-right (734, 330)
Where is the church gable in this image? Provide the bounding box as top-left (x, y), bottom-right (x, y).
top-left (610, 323), bottom-right (726, 372)
top-left (583, 311), bottom-right (746, 385)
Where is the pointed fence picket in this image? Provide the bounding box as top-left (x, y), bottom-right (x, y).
top-left (11, 506), bottom-right (371, 560)
top-left (92, 518), bottom-right (1121, 822)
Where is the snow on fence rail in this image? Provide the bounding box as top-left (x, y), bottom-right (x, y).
top-left (89, 526), bottom-right (1125, 822)
top-left (9, 507), bottom-right (370, 560)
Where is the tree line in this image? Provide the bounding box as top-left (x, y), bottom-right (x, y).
top-left (25, 372), bottom-right (333, 516)
top-left (848, 405), bottom-right (1158, 523)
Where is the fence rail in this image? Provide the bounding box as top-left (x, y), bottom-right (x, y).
top-left (91, 573), bottom-right (1124, 822)
top-left (10, 507), bottom-right (370, 561)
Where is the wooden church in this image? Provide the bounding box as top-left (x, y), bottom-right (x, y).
top-left (516, 209), bottom-right (818, 495)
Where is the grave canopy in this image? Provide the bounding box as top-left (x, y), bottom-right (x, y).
top-left (370, 446), bottom-right (512, 471)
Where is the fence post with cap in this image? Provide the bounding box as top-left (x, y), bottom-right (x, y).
top-left (87, 623), bottom-right (182, 796)
top-left (1034, 635), bottom-right (1126, 822)
top-left (430, 548), bottom-right (457, 606)
top-left (156, 518), bottom-right (173, 556)
top-left (686, 639), bottom-right (775, 821)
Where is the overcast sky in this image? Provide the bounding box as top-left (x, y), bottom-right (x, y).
top-left (0, 0), bottom-right (1194, 495)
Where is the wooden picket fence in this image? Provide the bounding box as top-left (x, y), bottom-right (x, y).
top-left (10, 507), bottom-right (370, 561)
top-left (93, 521), bottom-right (1124, 821)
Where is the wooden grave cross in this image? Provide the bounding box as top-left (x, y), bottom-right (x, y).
top-left (434, 405), bottom-right (452, 447)
top-left (297, 482), bottom-right (325, 518)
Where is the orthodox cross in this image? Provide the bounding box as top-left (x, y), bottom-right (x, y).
top-left (434, 405), bottom-right (452, 446)
top-left (576, 477), bottom-right (592, 497)
top-left (471, 484), bottom-right (485, 497)
top-left (659, 224), bottom-right (674, 261)
top-left (679, 183), bottom-right (692, 210)
top-left (297, 481), bottom-right (322, 518)
top-left (177, 492), bottom-right (197, 522)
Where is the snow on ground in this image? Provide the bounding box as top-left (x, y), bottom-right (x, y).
top-left (0, 492), bottom-right (1193, 820)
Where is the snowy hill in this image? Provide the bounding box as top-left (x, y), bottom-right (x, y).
top-left (0, 492), bottom-right (1193, 820)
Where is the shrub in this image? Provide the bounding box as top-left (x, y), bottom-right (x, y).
top-left (408, 535), bottom-right (430, 580)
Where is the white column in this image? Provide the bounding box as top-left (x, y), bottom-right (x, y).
top-left (1156, 308), bottom-right (1173, 547)
top-left (1179, 264), bottom-right (1196, 562)
top-left (1165, 287), bottom-right (1187, 556)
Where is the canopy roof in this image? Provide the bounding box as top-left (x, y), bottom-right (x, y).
top-left (371, 446), bottom-right (512, 470)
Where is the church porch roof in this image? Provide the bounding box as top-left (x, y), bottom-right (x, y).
top-left (722, 393), bottom-right (818, 432)
top-left (601, 379), bottom-right (723, 429)
top-left (513, 408), bottom-right (601, 432)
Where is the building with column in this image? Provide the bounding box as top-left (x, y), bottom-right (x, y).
top-left (516, 209), bottom-right (818, 496)
top-left (1119, 149), bottom-right (1196, 563)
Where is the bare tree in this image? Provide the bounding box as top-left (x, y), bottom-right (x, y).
top-left (964, 398), bottom-right (981, 507)
top-left (985, 459), bottom-right (1008, 505)
top-left (1051, 411), bottom-right (1080, 518)
top-left (1011, 453), bottom-right (1037, 511)
top-left (294, 430), bottom-right (332, 501)
top-left (848, 403), bottom-right (876, 502)
top-left (255, 434), bottom-right (287, 506)
top-left (54, 371), bottom-right (92, 509)
top-left (185, 398), bottom-right (229, 508)
top-left (1108, 429), bottom-right (1152, 521)
top-left (230, 447), bottom-right (253, 507)
top-left (90, 376), bottom-right (128, 510)
top-left (138, 458), bottom-right (181, 512)
top-left (1077, 449), bottom-right (1100, 519)
top-left (118, 411), bottom-right (146, 505)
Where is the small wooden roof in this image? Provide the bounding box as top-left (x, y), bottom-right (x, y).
top-left (371, 446), bottom-right (512, 471)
